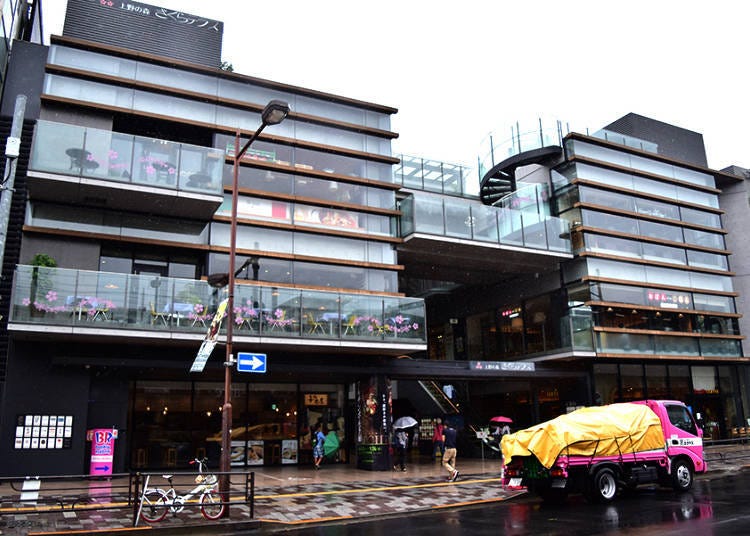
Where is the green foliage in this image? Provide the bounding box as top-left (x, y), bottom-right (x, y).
top-left (31, 254), bottom-right (57, 267)
top-left (220, 61), bottom-right (234, 72)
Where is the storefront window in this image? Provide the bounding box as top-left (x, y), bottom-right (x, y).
top-left (719, 366), bottom-right (740, 433)
top-left (620, 364), bottom-right (644, 401)
top-left (498, 305), bottom-right (524, 357)
top-left (645, 365), bottom-right (668, 398)
top-left (593, 363), bottom-right (618, 404)
top-left (131, 381), bottom-right (193, 468)
top-left (668, 365), bottom-right (691, 401)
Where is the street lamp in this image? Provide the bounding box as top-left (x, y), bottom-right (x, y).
top-left (213, 99), bottom-right (289, 513)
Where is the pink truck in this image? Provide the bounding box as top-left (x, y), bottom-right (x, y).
top-left (501, 400), bottom-right (706, 502)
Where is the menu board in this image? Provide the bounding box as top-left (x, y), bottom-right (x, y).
top-left (14, 414), bottom-right (73, 449)
top-left (281, 439), bottom-right (298, 465)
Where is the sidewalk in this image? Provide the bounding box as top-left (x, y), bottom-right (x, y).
top-left (1, 446), bottom-right (748, 536)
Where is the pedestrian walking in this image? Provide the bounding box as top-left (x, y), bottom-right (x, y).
top-left (313, 424), bottom-right (326, 469)
top-left (392, 428), bottom-right (408, 471)
top-left (431, 418), bottom-right (444, 461)
top-left (442, 422), bottom-right (459, 482)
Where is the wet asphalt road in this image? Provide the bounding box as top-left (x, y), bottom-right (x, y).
top-left (256, 470), bottom-right (750, 535)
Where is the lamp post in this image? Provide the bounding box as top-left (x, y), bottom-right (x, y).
top-left (216, 99), bottom-right (289, 512)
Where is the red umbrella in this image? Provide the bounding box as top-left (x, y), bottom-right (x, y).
top-left (490, 416), bottom-right (513, 424)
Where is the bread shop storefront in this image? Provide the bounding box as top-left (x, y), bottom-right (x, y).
top-left (129, 375), bottom-right (397, 471)
top-left (129, 380), bottom-right (350, 470)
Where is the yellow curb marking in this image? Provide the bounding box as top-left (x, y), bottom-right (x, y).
top-left (28, 527), bottom-right (153, 535)
top-left (255, 477), bottom-right (504, 500)
top-left (258, 515), bottom-right (354, 525)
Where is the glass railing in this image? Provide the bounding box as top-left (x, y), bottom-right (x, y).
top-left (9, 266), bottom-right (426, 344)
top-left (401, 193), bottom-right (571, 253)
top-left (491, 182), bottom-right (552, 216)
top-left (591, 129), bottom-right (658, 153)
top-left (477, 120), bottom-right (662, 182)
top-left (29, 120), bottom-right (224, 196)
top-left (478, 118), bottom-right (568, 180)
top-left (393, 153), bottom-right (479, 198)
top-left (595, 332), bottom-right (742, 358)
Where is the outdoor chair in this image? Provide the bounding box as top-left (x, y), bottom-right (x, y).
top-left (150, 302), bottom-right (170, 326)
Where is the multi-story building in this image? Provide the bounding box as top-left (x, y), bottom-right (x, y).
top-left (1, 1), bottom-right (749, 477)
top-left (0, 0), bottom-right (430, 475)
top-left (553, 116), bottom-right (747, 441)
top-left (0, 0), bottom-right (43, 97)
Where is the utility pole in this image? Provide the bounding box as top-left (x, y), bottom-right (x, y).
top-left (0, 94), bottom-right (27, 272)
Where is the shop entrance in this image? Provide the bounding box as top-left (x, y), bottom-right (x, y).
top-left (689, 394), bottom-right (724, 440)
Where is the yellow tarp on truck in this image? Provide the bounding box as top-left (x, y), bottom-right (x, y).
top-left (501, 402), bottom-right (665, 469)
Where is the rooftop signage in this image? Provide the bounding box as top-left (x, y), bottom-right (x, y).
top-left (63, 0), bottom-right (224, 68)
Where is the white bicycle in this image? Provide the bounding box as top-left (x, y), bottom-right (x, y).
top-left (139, 457), bottom-right (225, 522)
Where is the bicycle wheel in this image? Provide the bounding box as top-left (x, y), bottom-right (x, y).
top-left (140, 489), bottom-right (168, 523)
top-left (200, 491), bottom-right (225, 520)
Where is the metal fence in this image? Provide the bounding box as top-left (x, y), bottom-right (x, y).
top-left (0, 469), bottom-right (255, 528)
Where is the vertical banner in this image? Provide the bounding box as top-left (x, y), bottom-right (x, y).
top-left (88, 428), bottom-right (118, 476)
top-left (191, 298), bottom-right (228, 372)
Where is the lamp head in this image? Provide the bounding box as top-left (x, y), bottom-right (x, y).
top-left (261, 100), bottom-right (290, 126)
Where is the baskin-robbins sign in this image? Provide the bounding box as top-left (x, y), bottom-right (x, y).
top-left (87, 428), bottom-right (118, 476)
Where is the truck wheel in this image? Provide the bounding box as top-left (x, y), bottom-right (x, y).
top-left (671, 459), bottom-right (693, 491)
top-left (591, 468), bottom-right (618, 503)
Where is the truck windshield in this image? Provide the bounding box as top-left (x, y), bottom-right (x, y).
top-left (666, 404), bottom-right (698, 436)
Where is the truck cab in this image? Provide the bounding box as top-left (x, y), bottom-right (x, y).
top-left (635, 399), bottom-right (706, 476)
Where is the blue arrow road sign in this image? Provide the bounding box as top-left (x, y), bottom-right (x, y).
top-left (237, 352), bottom-right (267, 373)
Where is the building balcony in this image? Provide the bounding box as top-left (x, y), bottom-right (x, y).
top-left (27, 120), bottom-right (224, 220)
top-left (400, 192), bottom-right (569, 253)
top-left (8, 266), bottom-right (427, 354)
top-left (398, 192), bottom-right (572, 286)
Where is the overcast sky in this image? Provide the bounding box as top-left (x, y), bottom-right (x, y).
top-left (41, 0), bottom-right (750, 171)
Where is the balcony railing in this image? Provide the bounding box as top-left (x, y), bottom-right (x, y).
top-left (9, 266), bottom-right (426, 344)
top-left (29, 120), bottom-right (224, 196)
top-left (393, 153), bottom-right (478, 198)
top-left (400, 193), bottom-right (571, 253)
top-left (477, 118), bottom-right (661, 183)
top-left (595, 332), bottom-right (742, 358)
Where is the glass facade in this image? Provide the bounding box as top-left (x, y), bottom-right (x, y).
top-left (44, 72), bottom-right (393, 158)
top-left (556, 136), bottom-right (741, 363)
top-left (48, 45), bottom-right (392, 132)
